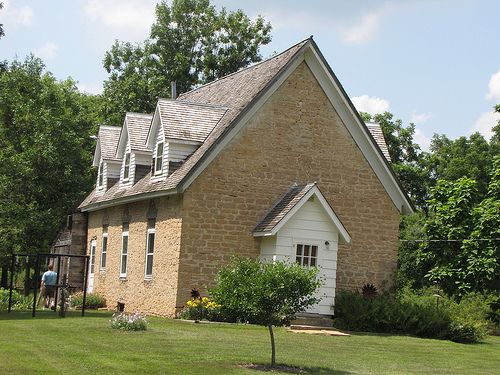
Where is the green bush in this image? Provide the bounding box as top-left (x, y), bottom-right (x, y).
top-left (110, 311), bottom-right (147, 331)
top-left (70, 292), bottom-right (106, 309)
top-left (333, 288), bottom-right (488, 343)
top-left (0, 288), bottom-right (33, 310)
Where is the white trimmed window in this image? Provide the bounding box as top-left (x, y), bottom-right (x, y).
top-left (145, 220), bottom-right (155, 278)
top-left (295, 244), bottom-right (318, 267)
top-left (155, 142), bottom-right (163, 174)
top-left (98, 162), bottom-right (104, 187)
top-left (123, 153), bottom-right (131, 180)
top-left (120, 223), bottom-right (129, 278)
top-left (90, 240), bottom-right (96, 274)
top-left (100, 225), bottom-right (108, 270)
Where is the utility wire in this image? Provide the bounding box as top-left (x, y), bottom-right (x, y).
top-left (400, 238), bottom-right (500, 243)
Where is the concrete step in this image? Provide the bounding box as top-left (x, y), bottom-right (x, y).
top-left (291, 313), bottom-right (333, 328)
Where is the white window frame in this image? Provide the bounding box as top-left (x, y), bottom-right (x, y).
top-left (89, 240), bottom-right (96, 274)
top-left (144, 228), bottom-right (155, 279)
top-left (295, 243), bottom-right (319, 267)
top-left (123, 152), bottom-right (131, 181)
top-left (100, 232), bottom-right (108, 271)
top-left (154, 142), bottom-right (163, 175)
top-left (120, 230), bottom-right (129, 278)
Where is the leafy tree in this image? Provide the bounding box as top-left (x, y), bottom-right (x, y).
top-left (0, 56), bottom-right (97, 286)
top-left (361, 111), bottom-right (429, 208)
top-left (417, 158), bottom-right (500, 296)
top-left (0, 2), bottom-right (4, 39)
top-left (102, 0), bottom-right (272, 125)
top-left (210, 258), bottom-right (322, 367)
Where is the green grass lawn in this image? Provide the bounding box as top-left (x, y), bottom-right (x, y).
top-left (0, 310), bottom-right (499, 375)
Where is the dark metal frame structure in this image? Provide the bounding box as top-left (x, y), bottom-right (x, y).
top-left (7, 253), bottom-right (90, 317)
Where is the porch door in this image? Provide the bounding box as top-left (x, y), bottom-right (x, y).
top-left (87, 239), bottom-right (96, 293)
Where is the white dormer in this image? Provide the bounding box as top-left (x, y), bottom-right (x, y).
top-left (146, 99), bottom-right (228, 181)
top-left (115, 113), bottom-right (154, 187)
top-left (93, 126), bottom-right (122, 195)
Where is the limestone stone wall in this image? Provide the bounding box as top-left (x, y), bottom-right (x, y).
top-left (177, 61), bottom-right (400, 306)
top-left (86, 195), bottom-right (182, 316)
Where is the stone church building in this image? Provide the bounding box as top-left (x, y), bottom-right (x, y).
top-left (79, 38), bottom-right (413, 316)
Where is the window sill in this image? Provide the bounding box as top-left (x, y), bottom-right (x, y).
top-left (144, 276), bottom-right (153, 282)
top-left (119, 276), bottom-right (127, 281)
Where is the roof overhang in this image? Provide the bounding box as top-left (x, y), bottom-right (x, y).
top-left (253, 184), bottom-right (351, 244)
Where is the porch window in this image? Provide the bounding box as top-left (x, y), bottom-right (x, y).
top-left (123, 153), bottom-right (131, 180)
top-left (295, 244), bottom-right (318, 267)
top-left (100, 225), bottom-right (108, 270)
top-left (120, 223), bottom-right (129, 278)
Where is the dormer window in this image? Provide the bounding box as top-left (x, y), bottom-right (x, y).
top-left (155, 142), bottom-right (164, 174)
top-left (98, 162), bottom-right (104, 187)
top-left (123, 153), bottom-right (131, 180)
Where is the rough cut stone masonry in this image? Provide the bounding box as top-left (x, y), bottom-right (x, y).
top-left (87, 61), bottom-right (400, 316)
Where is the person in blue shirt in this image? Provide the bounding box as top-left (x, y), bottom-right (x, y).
top-left (41, 264), bottom-right (57, 310)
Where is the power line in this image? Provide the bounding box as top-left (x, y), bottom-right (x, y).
top-left (400, 238), bottom-right (500, 243)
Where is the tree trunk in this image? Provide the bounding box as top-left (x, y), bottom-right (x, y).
top-left (268, 324), bottom-right (276, 367)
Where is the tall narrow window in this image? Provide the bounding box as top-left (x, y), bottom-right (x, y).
top-left (155, 142), bottom-right (163, 174)
top-left (100, 225), bottom-right (108, 270)
top-left (145, 219), bottom-right (155, 278)
top-left (295, 244), bottom-right (318, 267)
top-left (98, 162), bottom-right (104, 187)
top-left (123, 153), bottom-right (131, 180)
top-left (120, 223), bottom-right (129, 278)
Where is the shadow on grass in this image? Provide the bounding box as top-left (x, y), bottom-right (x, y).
top-left (0, 309), bottom-right (111, 320)
top-left (240, 363), bottom-right (353, 374)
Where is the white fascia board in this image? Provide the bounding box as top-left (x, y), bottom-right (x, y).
top-left (80, 188), bottom-right (178, 212)
top-left (132, 149), bottom-right (153, 155)
top-left (92, 139), bottom-right (101, 167)
top-left (115, 121), bottom-right (129, 159)
top-left (303, 47), bottom-right (413, 214)
top-left (146, 105), bottom-right (162, 149)
top-left (253, 186), bottom-right (351, 244)
top-left (180, 53), bottom-right (306, 192)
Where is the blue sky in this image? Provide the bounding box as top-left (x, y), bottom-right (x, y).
top-left (1, 0), bottom-right (499, 149)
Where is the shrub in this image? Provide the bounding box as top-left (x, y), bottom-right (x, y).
top-left (333, 288), bottom-right (488, 343)
top-left (110, 311), bottom-right (147, 331)
top-left (70, 292), bottom-right (106, 309)
top-left (0, 288), bottom-right (33, 310)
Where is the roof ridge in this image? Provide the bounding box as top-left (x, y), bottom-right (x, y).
top-left (99, 125), bottom-right (122, 130)
top-left (178, 37), bottom-right (312, 99)
top-left (126, 112), bottom-right (153, 118)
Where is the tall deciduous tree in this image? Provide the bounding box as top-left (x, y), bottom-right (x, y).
top-left (0, 56), bottom-right (96, 274)
top-left (102, 0), bottom-right (272, 125)
top-left (211, 258), bottom-right (322, 367)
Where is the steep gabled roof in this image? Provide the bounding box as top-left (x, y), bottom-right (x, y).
top-left (366, 122), bottom-right (391, 162)
top-left (157, 99), bottom-right (227, 143)
top-left (253, 182), bottom-right (351, 244)
top-left (116, 112), bottom-right (153, 157)
top-left (92, 125), bottom-right (121, 166)
top-left (80, 37), bottom-right (413, 213)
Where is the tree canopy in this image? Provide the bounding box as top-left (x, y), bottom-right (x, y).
top-left (210, 258), bottom-right (322, 367)
top-left (101, 0), bottom-right (272, 125)
top-left (0, 56), bottom-right (96, 259)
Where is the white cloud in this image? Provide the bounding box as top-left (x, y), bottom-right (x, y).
top-left (83, 0), bottom-right (156, 41)
top-left (341, 12), bottom-right (385, 45)
top-left (33, 42), bottom-right (58, 60)
top-left (414, 128), bottom-right (432, 151)
top-left (351, 95), bottom-right (390, 115)
top-left (77, 82), bottom-right (103, 95)
top-left (470, 110), bottom-right (500, 140)
top-left (486, 69), bottom-right (500, 101)
top-left (410, 111), bottom-right (432, 124)
top-left (2, 0), bottom-right (34, 27)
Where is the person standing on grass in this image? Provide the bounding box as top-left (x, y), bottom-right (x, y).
top-left (41, 264), bottom-right (57, 310)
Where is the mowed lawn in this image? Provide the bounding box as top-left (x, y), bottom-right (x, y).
top-left (0, 311), bottom-right (499, 375)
